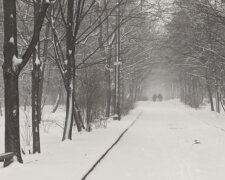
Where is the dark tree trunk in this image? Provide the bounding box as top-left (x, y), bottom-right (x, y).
top-left (62, 84), bottom-right (74, 140)
top-left (3, 73), bottom-right (23, 166)
top-left (105, 65), bottom-right (111, 117)
top-left (3, 0), bottom-right (49, 166)
top-left (113, 0), bottom-right (121, 120)
top-left (185, 76), bottom-right (190, 105)
top-left (62, 0), bottom-right (75, 141)
top-left (206, 72), bottom-right (215, 111)
top-left (3, 0), bottom-right (22, 166)
top-left (32, 50), bottom-right (41, 154)
top-left (74, 111), bottom-right (82, 132)
top-left (105, 17), bottom-right (112, 118)
top-left (190, 78), bottom-right (195, 108)
top-left (129, 80), bottom-right (134, 104)
top-left (215, 80), bottom-right (220, 113)
top-left (86, 99), bottom-right (92, 132)
top-left (192, 78), bottom-right (198, 108)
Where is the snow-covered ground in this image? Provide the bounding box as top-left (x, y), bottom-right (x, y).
top-left (87, 101), bottom-right (225, 180)
top-left (1, 100), bottom-right (225, 180)
top-left (0, 105), bottom-right (142, 180)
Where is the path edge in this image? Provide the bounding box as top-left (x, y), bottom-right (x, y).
top-left (81, 111), bottom-right (143, 180)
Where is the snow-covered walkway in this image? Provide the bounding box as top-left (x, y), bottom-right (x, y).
top-left (1, 100), bottom-right (225, 180)
top-left (87, 101), bottom-right (225, 180)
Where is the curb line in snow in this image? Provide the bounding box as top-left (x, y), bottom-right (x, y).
top-left (81, 111), bottom-right (143, 180)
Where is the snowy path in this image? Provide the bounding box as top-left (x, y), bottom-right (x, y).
top-left (87, 101), bottom-right (225, 180)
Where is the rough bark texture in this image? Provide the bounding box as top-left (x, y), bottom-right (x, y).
top-left (32, 49), bottom-right (41, 154)
top-left (62, 85), bottom-right (74, 140)
top-left (62, 0), bottom-right (75, 140)
top-left (3, 74), bottom-right (23, 166)
top-left (3, 0), bottom-right (23, 166)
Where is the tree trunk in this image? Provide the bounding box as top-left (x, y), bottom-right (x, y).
top-left (105, 14), bottom-right (111, 118)
top-left (205, 72), bottom-right (214, 111)
top-left (73, 101), bottom-right (85, 132)
top-left (38, 21), bottom-right (51, 121)
top-left (3, 73), bottom-right (23, 166)
top-left (32, 50), bottom-right (41, 153)
top-left (0, 101), bottom-right (2, 116)
top-left (215, 80), bottom-right (220, 113)
top-left (96, 3), bottom-right (112, 118)
top-left (62, 0), bottom-right (75, 141)
top-left (3, 0), bottom-right (49, 166)
top-left (73, 110), bottom-right (82, 132)
top-left (113, 0), bottom-right (121, 120)
top-left (52, 90), bottom-right (62, 113)
top-left (105, 66), bottom-right (111, 117)
top-left (62, 82), bottom-right (74, 140)
top-left (3, 0), bottom-right (23, 166)
top-left (86, 98), bottom-right (92, 132)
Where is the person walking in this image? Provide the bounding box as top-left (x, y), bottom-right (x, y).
top-left (152, 94), bottom-right (157, 102)
top-left (158, 93), bottom-right (163, 101)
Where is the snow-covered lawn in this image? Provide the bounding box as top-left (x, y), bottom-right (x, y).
top-left (1, 100), bottom-right (225, 180)
top-left (0, 105), bottom-right (142, 180)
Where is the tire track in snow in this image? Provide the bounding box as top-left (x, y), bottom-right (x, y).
top-left (81, 111), bottom-right (143, 180)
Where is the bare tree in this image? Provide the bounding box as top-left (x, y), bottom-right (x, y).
top-left (3, 0), bottom-right (52, 166)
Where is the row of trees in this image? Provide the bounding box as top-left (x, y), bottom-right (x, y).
top-left (1, 0), bottom-right (161, 166)
top-left (162, 0), bottom-right (225, 110)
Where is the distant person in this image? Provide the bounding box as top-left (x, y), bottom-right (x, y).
top-left (152, 94), bottom-right (157, 102)
top-left (158, 93), bottom-right (163, 101)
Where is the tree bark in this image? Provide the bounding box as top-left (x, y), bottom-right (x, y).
top-left (32, 49), bottom-right (41, 154)
top-left (3, 0), bottom-right (22, 166)
top-left (62, 0), bottom-right (75, 140)
top-left (3, 0), bottom-right (50, 166)
top-left (62, 83), bottom-right (74, 140)
top-left (3, 73), bottom-right (23, 166)
top-left (52, 91), bottom-right (62, 113)
top-left (206, 72), bottom-right (215, 111)
top-left (114, 1), bottom-right (121, 120)
top-left (38, 20), bottom-right (51, 121)
top-left (73, 101), bottom-right (85, 132)
top-left (215, 80), bottom-right (220, 113)
top-left (106, 69), bottom-right (111, 117)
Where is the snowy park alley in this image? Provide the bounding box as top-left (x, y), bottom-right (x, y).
top-left (88, 101), bottom-right (225, 180)
top-left (1, 100), bottom-right (225, 180)
top-left (1, 0), bottom-right (225, 179)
